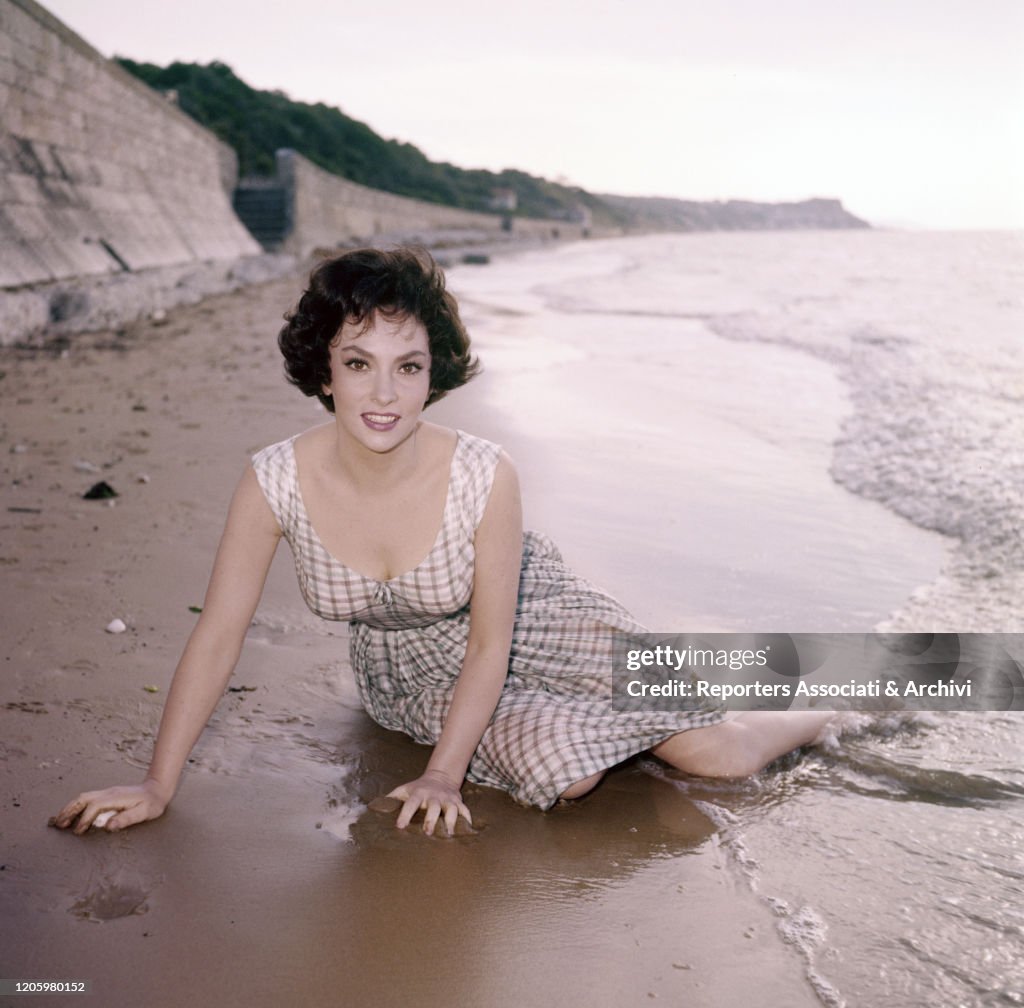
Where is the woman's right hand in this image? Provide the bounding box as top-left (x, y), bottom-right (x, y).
top-left (51, 779), bottom-right (171, 835)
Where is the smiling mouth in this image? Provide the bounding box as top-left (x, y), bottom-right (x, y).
top-left (361, 412), bottom-right (400, 430)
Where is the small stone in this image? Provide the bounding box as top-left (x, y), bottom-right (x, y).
top-left (73, 460), bottom-right (101, 473)
top-left (11, 444), bottom-right (28, 454)
top-left (151, 309), bottom-right (168, 325)
top-left (83, 481), bottom-right (118, 500)
top-left (143, 685), bottom-right (160, 693)
top-left (94, 810), bottom-right (115, 828)
top-left (105, 618), bottom-right (127, 634)
top-left (136, 473), bottom-right (150, 484)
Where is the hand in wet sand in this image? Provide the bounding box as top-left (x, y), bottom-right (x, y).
top-left (52, 780), bottom-right (170, 835)
top-left (387, 770), bottom-right (472, 837)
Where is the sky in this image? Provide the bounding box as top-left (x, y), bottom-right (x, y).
top-left (40, 0), bottom-right (1024, 230)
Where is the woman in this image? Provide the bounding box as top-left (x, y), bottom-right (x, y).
top-left (54, 247), bottom-right (830, 838)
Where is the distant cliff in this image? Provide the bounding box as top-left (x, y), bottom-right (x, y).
top-left (598, 195), bottom-right (869, 231)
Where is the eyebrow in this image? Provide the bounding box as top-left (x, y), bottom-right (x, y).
top-left (339, 345), bottom-right (428, 361)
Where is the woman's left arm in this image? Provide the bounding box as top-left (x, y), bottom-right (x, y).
top-left (388, 451), bottom-right (523, 835)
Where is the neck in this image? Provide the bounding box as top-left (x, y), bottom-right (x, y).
top-left (330, 421), bottom-right (422, 492)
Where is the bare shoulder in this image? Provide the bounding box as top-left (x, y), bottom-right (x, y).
top-left (232, 463), bottom-right (284, 538)
top-left (480, 448), bottom-right (521, 526)
top-left (418, 420), bottom-right (458, 459)
top-left (492, 448), bottom-right (519, 488)
top-left (292, 421), bottom-right (335, 466)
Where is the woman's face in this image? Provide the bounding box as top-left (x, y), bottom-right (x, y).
top-left (325, 311), bottom-right (432, 455)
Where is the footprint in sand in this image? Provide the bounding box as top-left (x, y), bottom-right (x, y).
top-left (70, 868), bottom-right (153, 921)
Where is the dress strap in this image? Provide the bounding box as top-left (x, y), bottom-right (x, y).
top-left (251, 437), bottom-right (300, 540)
top-left (451, 430), bottom-right (502, 535)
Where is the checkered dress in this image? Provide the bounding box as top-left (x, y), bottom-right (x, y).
top-left (252, 430), bottom-right (723, 809)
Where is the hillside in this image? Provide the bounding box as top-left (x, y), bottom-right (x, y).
top-left (116, 59), bottom-right (611, 226)
top-left (117, 58), bottom-right (869, 232)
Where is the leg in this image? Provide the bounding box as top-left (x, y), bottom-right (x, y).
top-left (560, 770), bottom-right (605, 800)
top-left (652, 711), bottom-right (833, 779)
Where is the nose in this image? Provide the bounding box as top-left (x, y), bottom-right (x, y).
top-left (371, 368), bottom-right (397, 406)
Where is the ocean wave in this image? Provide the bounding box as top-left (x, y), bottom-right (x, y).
top-left (541, 230), bottom-right (1024, 632)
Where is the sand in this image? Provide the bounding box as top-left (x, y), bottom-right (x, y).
top-left (0, 253), bottom-right (944, 1008)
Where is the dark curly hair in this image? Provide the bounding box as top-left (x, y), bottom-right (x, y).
top-left (277, 246), bottom-right (480, 412)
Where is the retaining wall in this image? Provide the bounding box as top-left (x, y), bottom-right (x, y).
top-left (0, 0), bottom-right (260, 293)
top-left (273, 150), bottom-right (585, 258)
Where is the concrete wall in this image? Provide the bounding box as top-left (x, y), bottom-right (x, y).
top-left (276, 150), bottom-right (585, 257)
top-left (0, 0), bottom-right (260, 291)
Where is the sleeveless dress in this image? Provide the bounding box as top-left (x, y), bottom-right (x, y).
top-left (252, 429), bottom-right (723, 809)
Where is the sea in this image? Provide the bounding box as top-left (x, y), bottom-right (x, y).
top-left (443, 229), bottom-right (1024, 1007)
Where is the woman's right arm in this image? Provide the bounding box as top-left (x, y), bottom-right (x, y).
top-left (52, 465), bottom-right (282, 835)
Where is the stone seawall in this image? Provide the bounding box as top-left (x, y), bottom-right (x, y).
top-left (0, 0), bottom-right (259, 286)
top-left (258, 150), bottom-right (585, 258)
top-left (0, 0), bottom-right (274, 342)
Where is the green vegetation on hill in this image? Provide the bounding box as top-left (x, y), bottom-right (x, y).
top-left (116, 58), bottom-right (608, 224)
top-left (117, 57), bottom-right (869, 231)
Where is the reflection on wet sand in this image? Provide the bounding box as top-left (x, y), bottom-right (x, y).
top-left (240, 713), bottom-right (813, 1007)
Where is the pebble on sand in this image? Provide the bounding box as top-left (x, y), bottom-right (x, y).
top-left (83, 481), bottom-right (118, 500)
top-left (105, 618), bottom-right (127, 634)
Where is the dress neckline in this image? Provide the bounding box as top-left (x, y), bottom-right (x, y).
top-left (288, 429), bottom-right (462, 585)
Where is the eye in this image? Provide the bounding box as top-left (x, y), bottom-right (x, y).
top-left (399, 362), bottom-right (424, 374)
top-left (342, 358), bottom-right (368, 371)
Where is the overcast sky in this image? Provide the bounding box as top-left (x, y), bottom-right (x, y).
top-left (41, 0), bottom-right (1024, 230)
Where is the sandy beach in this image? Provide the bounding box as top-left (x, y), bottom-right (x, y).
top-left (0, 265), bottom-right (820, 1007)
top-left (3, 0), bottom-right (1022, 997)
top-left (2, 233), bottom-right (1019, 1007)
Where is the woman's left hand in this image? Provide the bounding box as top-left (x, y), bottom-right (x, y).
top-left (387, 769), bottom-right (471, 836)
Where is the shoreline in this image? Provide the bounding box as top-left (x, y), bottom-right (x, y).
top-left (440, 234), bottom-right (952, 632)
top-left (3, 231), bottom-right (1003, 1008)
top-left (0, 227), bottom-right (586, 349)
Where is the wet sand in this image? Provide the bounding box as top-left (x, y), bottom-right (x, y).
top-left (0, 252), bottom-right (945, 1007)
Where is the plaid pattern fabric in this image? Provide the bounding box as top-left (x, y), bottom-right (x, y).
top-left (253, 430), bottom-right (723, 809)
